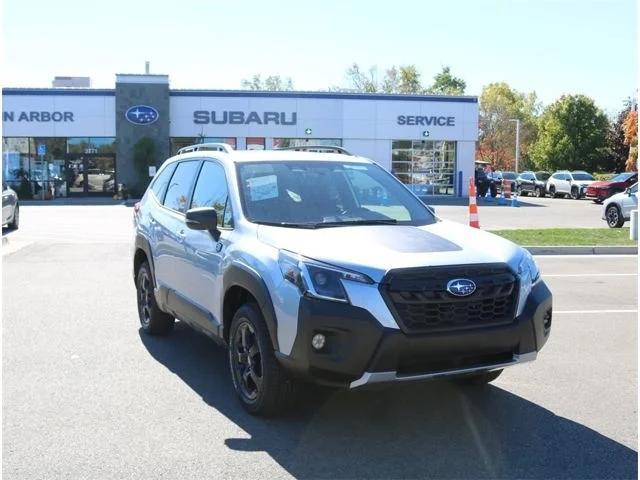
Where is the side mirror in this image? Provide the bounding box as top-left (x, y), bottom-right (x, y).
top-left (626, 188), bottom-right (632, 196)
top-left (185, 207), bottom-right (220, 240)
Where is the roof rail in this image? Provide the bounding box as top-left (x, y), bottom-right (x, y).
top-left (274, 145), bottom-right (353, 155)
top-left (177, 142), bottom-right (234, 154)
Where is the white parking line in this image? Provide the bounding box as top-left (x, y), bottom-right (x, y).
top-left (554, 309), bottom-right (637, 314)
top-left (544, 273), bottom-right (637, 277)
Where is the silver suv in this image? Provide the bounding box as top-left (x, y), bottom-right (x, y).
top-left (133, 143), bottom-right (553, 415)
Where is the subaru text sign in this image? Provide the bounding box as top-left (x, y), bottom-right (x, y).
top-left (125, 105), bottom-right (159, 125)
top-left (193, 110), bottom-right (297, 125)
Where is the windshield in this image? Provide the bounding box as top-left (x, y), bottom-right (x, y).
top-left (502, 172), bottom-right (517, 179)
top-left (536, 172), bottom-right (550, 181)
top-left (572, 172), bottom-right (594, 181)
top-left (237, 161), bottom-right (436, 227)
top-left (610, 172), bottom-right (635, 182)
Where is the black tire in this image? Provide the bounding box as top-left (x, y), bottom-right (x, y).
top-left (534, 187), bottom-right (543, 198)
top-left (229, 303), bottom-right (297, 416)
top-left (570, 187), bottom-right (580, 200)
top-left (136, 261), bottom-right (175, 335)
top-left (605, 204), bottom-right (625, 228)
top-left (455, 369), bottom-right (503, 386)
top-left (549, 185), bottom-right (558, 198)
top-left (7, 204), bottom-right (19, 229)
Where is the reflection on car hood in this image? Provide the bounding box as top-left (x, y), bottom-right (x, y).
top-left (257, 220), bottom-right (522, 282)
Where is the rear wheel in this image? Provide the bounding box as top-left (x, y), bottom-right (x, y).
top-left (534, 187), bottom-right (543, 198)
top-left (136, 261), bottom-right (174, 335)
top-left (455, 369), bottom-right (503, 386)
top-left (606, 204), bottom-right (625, 228)
top-left (7, 204), bottom-right (19, 229)
top-left (570, 187), bottom-right (580, 200)
top-left (229, 303), bottom-right (297, 416)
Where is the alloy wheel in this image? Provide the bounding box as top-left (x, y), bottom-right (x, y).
top-left (231, 321), bottom-right (263, 402)
top-left (607, 206), bottom-right (619, 227)
top-left (138, 270), bottom-right (152, 327)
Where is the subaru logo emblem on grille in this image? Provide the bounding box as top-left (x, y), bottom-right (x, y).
top-left (446, 278), bottom-right (476, 297)
top-left (125, 105), bottom-right (159, 125)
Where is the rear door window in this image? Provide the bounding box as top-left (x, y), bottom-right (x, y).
top-left (150, 163), bottom-right (177, 202)
top-left (163, 161), bottom-right (200, 213)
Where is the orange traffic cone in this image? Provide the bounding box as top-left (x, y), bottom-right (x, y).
top-left (469, 178), bottom-right (480, 229)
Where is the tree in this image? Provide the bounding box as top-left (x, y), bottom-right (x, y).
top-left (343, 63), bottom-right (427, 94)
top-left (477, 82), bottom-right (540, 170)
top-left (623, 107), bottom-right (638, 172)
top-left (426, 66), bottom-right (466, 95)
top-left (530, 95), bottom-right (609, 172)
top-left (241, 74), bottom-right (294, 91)
top-left (601, 101), bottom-right (632, 173)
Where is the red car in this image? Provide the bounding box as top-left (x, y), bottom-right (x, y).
top-left (586, 172), bottom-right (638, 203)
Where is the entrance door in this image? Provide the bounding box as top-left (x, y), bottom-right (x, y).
top-left (66, 154), bottom-right (116, 195)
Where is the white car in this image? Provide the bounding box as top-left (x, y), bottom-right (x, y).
top-left (602, 183), bottom-right (638, 228)
top-left (2, 182), bottom-right (19, 229)
top-left (546, 170), bottom-right (595, 199)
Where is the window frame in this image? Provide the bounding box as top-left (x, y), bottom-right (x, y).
top-left (149, 161), bottom-right (178, 204)
top-left (189, 159), bottom-right (234, 230)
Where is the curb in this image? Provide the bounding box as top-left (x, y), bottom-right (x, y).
top-left (525, 245), bottom-right (638, 255)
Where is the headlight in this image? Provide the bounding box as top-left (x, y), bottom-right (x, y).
top-left (516, 250), bottom-right (540, 316)
top-left (278, 250), bottom-right (373, 303)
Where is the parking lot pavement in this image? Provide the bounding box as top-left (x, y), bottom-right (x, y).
top-left (2, 206), bottom-right (638, 479)
top-left (434, 196), bottom-right (607, 230)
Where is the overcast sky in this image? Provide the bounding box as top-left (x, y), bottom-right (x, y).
top-left (2, 0), bottom-right (637, 114)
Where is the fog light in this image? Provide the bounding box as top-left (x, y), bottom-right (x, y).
top-left (311, 333), bottom-right (326, 350)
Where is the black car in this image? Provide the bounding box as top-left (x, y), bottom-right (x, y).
top-left (517, 171), bottom-right (551, 197)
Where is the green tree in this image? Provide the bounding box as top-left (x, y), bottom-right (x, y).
top-left (601, 100), bottom-right (633, 172)
top-left (241, 74), bottom-right (294, 91)
top-left (478, 82), bottom-right (540, 169)
top-left (426, 66), bottom-right (466, 95)
top-left (530, 95), bottom-right (609, 172)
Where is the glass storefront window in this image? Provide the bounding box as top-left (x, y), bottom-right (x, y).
top-left (246, 137), bottom-right (265, 150)
top-left (67, 138), bottom-right (90, 154)
top-left (272, 138), bottom-right (342, 148)
top-left (2, 138), bottom-right (33, 196)
top-left (392, 140), bottom-right (456, 195)
top-left (90, 137), bottom-right (116, 154)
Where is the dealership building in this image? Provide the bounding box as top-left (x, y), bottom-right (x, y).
top-left (2, 74), bottom-right (478, 198)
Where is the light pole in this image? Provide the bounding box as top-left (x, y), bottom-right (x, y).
top-left (509, 119), bottom-right (520, 172)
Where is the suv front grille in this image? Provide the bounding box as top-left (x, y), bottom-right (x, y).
top-left (380, 264), bottom-right (518, 334)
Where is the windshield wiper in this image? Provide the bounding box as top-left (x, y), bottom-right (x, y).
top-left (254, 221), bottom-right (318, 229)
top-left (313, 219), bottom-right (398, 228)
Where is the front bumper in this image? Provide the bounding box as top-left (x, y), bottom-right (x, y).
top-left (277, 281), bottom-right (553, 388)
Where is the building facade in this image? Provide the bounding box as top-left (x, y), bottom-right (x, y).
top-left (2, 74), bottom-right (478, 198)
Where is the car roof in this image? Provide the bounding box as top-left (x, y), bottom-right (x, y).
top-left (166, 149), bottom-right (373, 165)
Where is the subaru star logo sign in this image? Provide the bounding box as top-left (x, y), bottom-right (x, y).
top-left (446, 278), bottom-right (476, 297)
top-left (125, 105), bottom-right (159, 125)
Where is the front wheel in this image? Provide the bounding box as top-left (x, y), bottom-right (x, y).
top-left (606, 204), bottom-right (625, 228)
top-left (549, 185), bottom-right (558, 198)
top-left (534, 187), bottom-right (543, 198)
top-left (7, 204), bottom-right (19, 229)
top-left (229, 303), bottom-right (297, 416)
top-left (570, 187), bottom-right (580, 200)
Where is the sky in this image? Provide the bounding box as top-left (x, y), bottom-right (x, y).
top-left (2, 0), bottom-right (637, 114)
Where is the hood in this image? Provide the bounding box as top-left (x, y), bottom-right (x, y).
top-left (589, 180), bottom-right (624, 189)
top-left (257, 220), bottom-right (522, 283)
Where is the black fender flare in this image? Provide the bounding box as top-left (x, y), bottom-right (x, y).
top-left (134, 233), bottom-right (155, 283)
top-left (223, 263), bottom-right (279, 351)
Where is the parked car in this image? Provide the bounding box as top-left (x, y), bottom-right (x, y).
top-left (498, 171), bottom-right (518, 193)
top-left (586, 172), bottom-right (638, 204)
top-left (517, 171), bottom-right (551, 197)
top-left (2, 182), bottom-right (19, 229)
top-left (546, 170), bottom-right (595, 199)
top-left (133, 142), bottom-right (552, 415)
top-left (602, 183), bottom-right (638, 228)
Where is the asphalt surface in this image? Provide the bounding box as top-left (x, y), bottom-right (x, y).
top-left (2, 206), bottom-right (638, 479)
top-left (434, 196), bottom-right (608, 230)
